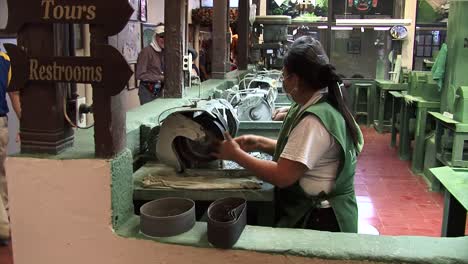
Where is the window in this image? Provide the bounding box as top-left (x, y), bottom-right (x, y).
top-left (415, 30), bottom-right (445, 58)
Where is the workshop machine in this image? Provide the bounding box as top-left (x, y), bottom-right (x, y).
top-left (251, 15), bottom-right (292, 69)
top-left (223, 86), bottom-right (277, 122)
top-left (156, 99), bottom-right (239, 172)
top-left (454, 86), bottom-right (468, 123)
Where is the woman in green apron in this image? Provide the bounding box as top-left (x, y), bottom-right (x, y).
top-left (213, 36), bottom-right (363, 233)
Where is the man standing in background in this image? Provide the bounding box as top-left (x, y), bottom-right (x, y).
top-left (0, 51), bottom-right (21, 246)
top-left (136, 24), bottom-right (165, 105)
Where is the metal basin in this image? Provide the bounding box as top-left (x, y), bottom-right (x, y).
top-left (140, 197), bottom-right (196, 237)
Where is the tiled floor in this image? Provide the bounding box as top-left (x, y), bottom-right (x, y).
top-left (0, 126), bottom-right (466, 263)
top-left (356, 126), bottom-right (468, 236)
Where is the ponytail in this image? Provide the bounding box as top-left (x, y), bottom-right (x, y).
top-left (319, 65), bottom-right (360, 148)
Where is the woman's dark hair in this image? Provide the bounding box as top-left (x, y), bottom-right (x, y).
top-left (283, 36), bottom-right (360, 148)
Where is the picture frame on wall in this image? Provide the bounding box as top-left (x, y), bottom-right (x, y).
top-left (118, 21), bottom-right (142, 63)
top-left (141, 23), bottom-right (157, 48)
top-left (129, 0), bottom-right (139, 21)
top-left (347, 38), bottom-right (361, 54)
top-left (140, 0), bottom-right (147, 22)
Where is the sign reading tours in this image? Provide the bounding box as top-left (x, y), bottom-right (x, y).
top-left (4, 0), bottom-right (134, 36)
top-left (4, 43), bottom-right (133, 96)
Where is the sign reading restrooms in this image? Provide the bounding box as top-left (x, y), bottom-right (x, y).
top-left (2, 0), bottom-right (134, 96)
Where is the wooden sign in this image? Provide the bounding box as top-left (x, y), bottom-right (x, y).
top-left (4, 43), bottom-right (133, 96)
top-left (4, 0), bottom-right (134, 36)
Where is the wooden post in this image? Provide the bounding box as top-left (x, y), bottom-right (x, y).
top-left (212, 0), bottom-right (229, 79)
top-left (194, 24), bottom-right (200, 68)
top-left (253, 0), bottom-right (260, 15)
top-left (16, 24), bottom-right (74, 154)
top-left (326, 0), bottom-right (333, 59)
top-left (237, 0), bottom-right (250, 70)
top-left (90, 27), bottom-right (126, 158)
top-left (164, 0), bottom-right (185, 98)
top-left (401, 0), bottom-right (417, 70)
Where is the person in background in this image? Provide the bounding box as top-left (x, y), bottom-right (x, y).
top-left (198, 40), bottom-right (210, 81)
top-left (213, 36), bottom-right (363, 233)
top-left (0, 51), bottom-right (21, 246)
top-left (136, 23), bottom-right (165, 105)
top-left (229, 23), bottom-right (238, 71)
top-left (188, 47), bottom-right (200, 78)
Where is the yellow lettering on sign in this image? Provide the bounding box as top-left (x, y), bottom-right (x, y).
top-left (29, 59), bottom-right (39, 80)
top-left (46, 66), bottom-right (53, 80)
top-left (29, 60), bottom-right (104, 83)
top-left (41, 0), bottom-right (97, 21)
top-left (53, 5), bottom-right (64, 19)
top-left (41, 0), bottom-right (54, 19)
top-left (95, 67), bottom-right (103, 82)
top-left (86, 6), bottom-right (96, 20)
top-left (39, 65), bottom-right (47, 80)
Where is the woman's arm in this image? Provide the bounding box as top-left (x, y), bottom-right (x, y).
top-left (234, 135), bottom-right (277, 156)
top-left (233, 152), bottom-right (307, 188)
top-left (214, 133), bottom-right (307, 188)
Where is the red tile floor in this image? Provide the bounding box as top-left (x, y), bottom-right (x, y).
top-left (356, 126), bottom-right (468, 236)
top-left (0, 126), bottom-right (467, 263)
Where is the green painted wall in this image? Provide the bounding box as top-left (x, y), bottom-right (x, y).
top-left (441, 0), bottom-right (468, 112)
top-left (111, 149), bottom-right (134, 229)
top-left (416, 0), bottom-right (444, 23)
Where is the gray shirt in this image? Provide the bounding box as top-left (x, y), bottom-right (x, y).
top-left (136, 46), bottom-right (164, 83)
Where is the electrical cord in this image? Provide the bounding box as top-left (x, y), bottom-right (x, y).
top-left (63, 96), bottom-right (95, 129)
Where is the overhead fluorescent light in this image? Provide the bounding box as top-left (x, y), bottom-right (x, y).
top-left (331, 26), bottom-right (353, 31)
top-left (317, 26), bottom-right (328, 29)
top-left (374, 27), bottom-right (391, 31)
top-left (336, 19), bottom-right (412, 26)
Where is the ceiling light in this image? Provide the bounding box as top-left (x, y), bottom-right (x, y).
top-left (336, 19), bottom-right (412, 26)
top-left (374, 27), bottom-right (391, 31)
top-left (331, 26), bottom-right (353, 31)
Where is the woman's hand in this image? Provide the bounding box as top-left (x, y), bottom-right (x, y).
top-left (234, 135), bottom-right (260, 153)
top-left (212, 132), bottom-right (244, 161)
top-left (272, 107), bottom-right (290, 121)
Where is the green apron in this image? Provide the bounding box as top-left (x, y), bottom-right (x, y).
top-left (273, 101), bottom-right (364, 233)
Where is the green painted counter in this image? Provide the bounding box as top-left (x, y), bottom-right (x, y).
top-left (116, 215), bottom-right (468, 263)
top-left (430, 166), bottom-right (468, 237)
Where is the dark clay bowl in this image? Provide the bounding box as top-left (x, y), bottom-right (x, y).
top-left (207, 197), bottom-right (247, 249)
top-left (140, 197), bottom-right (196, 237)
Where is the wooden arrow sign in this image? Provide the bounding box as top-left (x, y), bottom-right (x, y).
top-left (4, 43), bottom-right (133, 97)
top-left (4, 0), bottom-right (133, 36)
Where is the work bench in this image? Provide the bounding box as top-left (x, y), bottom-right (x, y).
top-left (430, 166), bottom-right (468, 237)
top-left (133, 162), bottom-right (276, 226)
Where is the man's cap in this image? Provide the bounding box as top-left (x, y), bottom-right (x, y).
top-left (155, 25), bottom-right (165, 36)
